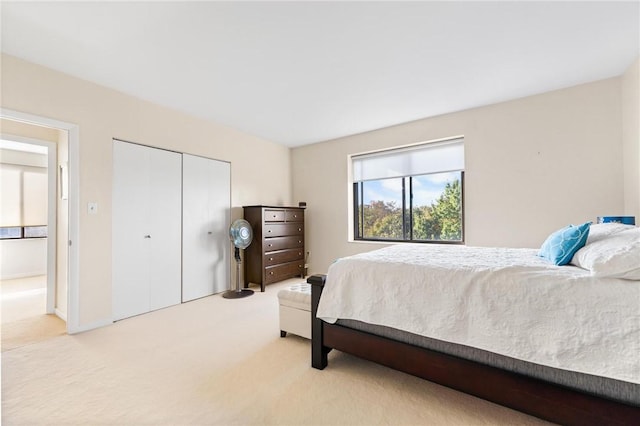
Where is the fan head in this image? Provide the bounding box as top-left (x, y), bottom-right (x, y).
top-left (229, 219), bottom-right (253, 249)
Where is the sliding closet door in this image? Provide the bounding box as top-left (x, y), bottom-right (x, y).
top-left (112, 141), bottom-right (182, 320)
top-left (182, 154), bottom-right (230, 302)
top-left (113, 141), bottom-right (151, 320)
top-left (148, 146), bottom-right (183, 310)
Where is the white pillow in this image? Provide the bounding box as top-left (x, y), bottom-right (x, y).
top-left (571, 228), bottom-right (640, 280)
top-left (586, 223), bottom-right (635, 244)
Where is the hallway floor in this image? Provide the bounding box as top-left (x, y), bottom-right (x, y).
top-left (1, 275), bottom-right (66, 352)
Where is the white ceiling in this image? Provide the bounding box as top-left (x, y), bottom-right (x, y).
top-left (1, 1), bottom-right (638, 147)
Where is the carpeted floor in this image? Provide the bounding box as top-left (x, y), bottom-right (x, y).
top-left (1, 275), bottom-right (67, 352)
top-left (2, 313), bottom-right (67, 351)
top-left (1, 278), bottom-right (550, 425)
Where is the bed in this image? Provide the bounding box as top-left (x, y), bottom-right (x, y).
top-left (309, 224), bottom-right (640, 425)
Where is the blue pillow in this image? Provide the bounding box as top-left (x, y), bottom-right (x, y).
top-left (538, 222), bottom-right (591, 265)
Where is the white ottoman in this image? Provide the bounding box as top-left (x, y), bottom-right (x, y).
top-left (277, 283), bottom-right (311, 339)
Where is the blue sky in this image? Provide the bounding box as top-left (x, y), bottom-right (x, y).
top-left (363, 171), bottom-right (459, 207)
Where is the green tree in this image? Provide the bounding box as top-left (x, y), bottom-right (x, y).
top-left (373, 210), bottom-right (403, 239)
top-left (362, 200), bottom-right (401, 239)
top-left (413, 205), bottom-right (435, 240)
top-left (429, 179), bottom-right (462, 240)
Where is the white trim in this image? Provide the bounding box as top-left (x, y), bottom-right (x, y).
top-left (1, 108), bottom-right (81, 334)
top-left (0, 139), bottom-right (48, 154)
top-left (1, 133), bottom-right (57, 314)
top-left (70, 318), bottom-right (112, 334)
top-left (349, 135), bottom-right (465, 160)
top-left (55, 308), bottom-right (67, 322)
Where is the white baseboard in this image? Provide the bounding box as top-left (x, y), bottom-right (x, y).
top-left (67, 318), bottom-right (113, 335)
top-left (54, 308), bottom-right (67, 321)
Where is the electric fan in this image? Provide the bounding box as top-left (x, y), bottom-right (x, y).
top-left (223, 219), bottom-right (254, 299)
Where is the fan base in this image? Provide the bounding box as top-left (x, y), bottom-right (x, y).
top-left (222, 289), bottom-right (254, 299)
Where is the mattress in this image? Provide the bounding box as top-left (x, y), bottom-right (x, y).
top-left (317, 244), bottom-right (640, 385)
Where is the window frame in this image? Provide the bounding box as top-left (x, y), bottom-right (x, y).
top-left (351, 138), bottom-right (465, 244)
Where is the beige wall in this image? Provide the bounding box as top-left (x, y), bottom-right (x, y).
top-left (292, 77), bottom-right (626, 274)
top-left (1, 54), bottom-right (291, 330)
top-left (622, 57), bottom-right (640, 219)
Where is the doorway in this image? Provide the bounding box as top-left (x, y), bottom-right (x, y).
top-left (0, 133), bottom-right (66, 349)
top-left (0, 108), bottom-right (79, 335)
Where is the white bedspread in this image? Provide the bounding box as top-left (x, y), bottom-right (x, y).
top-left (316, 244), bottom-right (640, 383)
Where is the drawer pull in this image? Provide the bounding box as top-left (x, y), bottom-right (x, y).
top-left (298, 265), bottom-right (302, 268)
top-left (269, 244), bottom-right (273, 247)
top-left (269, 257), bottom-right (273, 261)
top-left (298, 228), bottom-right (302, 232)
top-left (293, 215), bottom-right (297, 218)
top-left (270, 271), bottom-right (274, 275)
top-left (268, 230), bottom-right (272, 233)
top-left (298, 240), bottom-right (302, 243)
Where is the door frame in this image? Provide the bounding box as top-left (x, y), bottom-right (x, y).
top-left (1, 108), bottom-right (80, 334)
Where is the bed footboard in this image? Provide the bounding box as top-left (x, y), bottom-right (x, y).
top-left (309, 274), bottom-right (330, 369)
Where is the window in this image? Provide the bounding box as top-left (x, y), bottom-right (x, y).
top-left (0, 226), bottom-right (47, 240)
top-left (24, 226), bottom-right (48, 238)
top-left (0, 227), bottom-right (22, 239)
top-left (353, 138), bottom-right (464, 243)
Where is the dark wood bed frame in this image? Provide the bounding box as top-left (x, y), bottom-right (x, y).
top-left (308, 274), bottom-right (639, 426)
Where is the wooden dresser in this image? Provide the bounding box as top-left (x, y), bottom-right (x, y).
top-left (243, 205), bottom-right (305, 292)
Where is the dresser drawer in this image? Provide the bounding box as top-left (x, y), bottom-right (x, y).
top-left (264, 236), bottom-right (304, 251)
top-left (285, 210), bottom-right (304, 222)
top-left (263, 248), bottom-right (304, 266)
top-left (264, 209), bottom-right (285, 222)
top-left (264, 260), bottom-right (304, 284)
top-left (264, 223), bottom-right (303, 237)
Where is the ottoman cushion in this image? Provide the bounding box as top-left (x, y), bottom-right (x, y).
top-left (277, 283), bottom-right (311, 310)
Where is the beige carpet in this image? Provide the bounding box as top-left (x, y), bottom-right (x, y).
top-left (1, 278), bottom-right (550, 425)
top-left (1, 275), bottom-right (67, 352)
top-left (2, 314), bottom-right (67, 351)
